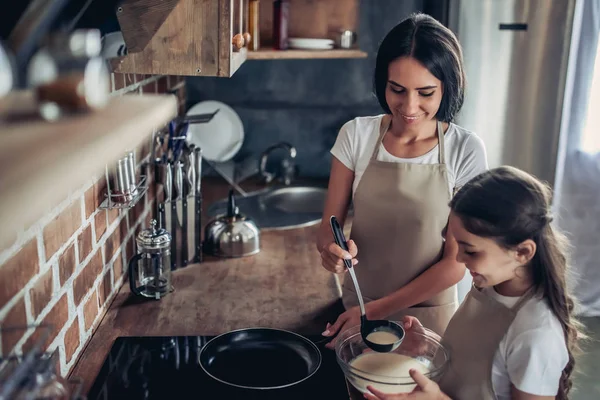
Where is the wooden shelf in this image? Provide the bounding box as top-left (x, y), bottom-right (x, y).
top-left (247, 48), bottom-right (368, 60)
top-left (258, 0), bottom-right (358, 46)
top-left (0, 94), bottom-right (177, 247)
top-left (230, 48), bottom-right (248, 76)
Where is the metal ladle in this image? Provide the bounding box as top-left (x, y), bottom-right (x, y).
top-left (329, 216), bottom-right (405, 353)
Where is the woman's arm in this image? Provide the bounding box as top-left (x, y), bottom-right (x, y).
top-left (316, 157), bottom-right (354, 253)
top-left (366, 227), bottom-right (466, 320)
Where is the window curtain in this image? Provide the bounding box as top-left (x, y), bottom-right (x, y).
top-left (554, 0), bottom-right (600, 316)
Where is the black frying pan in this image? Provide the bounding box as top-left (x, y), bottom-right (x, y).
top-left (199, 328), bottom-right (322, 390)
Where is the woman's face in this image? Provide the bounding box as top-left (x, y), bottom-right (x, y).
top-left (448, 212), bottom-right (523, 288)
top-left (385, 56), bottom-right (444, 127)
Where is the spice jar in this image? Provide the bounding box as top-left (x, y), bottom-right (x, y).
top-left (243, 0), bottom-right (251, 46)
top-left (26, 29), bottom-right (110, 121)
top-left (273, 0), bottom-right (290, 50)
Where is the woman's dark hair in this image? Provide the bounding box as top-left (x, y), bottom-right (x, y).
top-left (450, 166), bottom-right (584, 400)
top-left (374, 13), bottom-right (466, 122)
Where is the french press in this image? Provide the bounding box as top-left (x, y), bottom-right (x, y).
top-left (128, 219), bottom-right (174, 299)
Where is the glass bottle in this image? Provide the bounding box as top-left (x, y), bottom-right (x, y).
top-left (273, 0), bottom-right (290, 50)
top-left (248, 0), bottom-right (260, 51)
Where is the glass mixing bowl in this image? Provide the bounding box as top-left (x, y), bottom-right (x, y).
top-left (335, 323), bottom-right (449, 396)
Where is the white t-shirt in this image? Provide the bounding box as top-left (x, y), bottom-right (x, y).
top-left (330, 115), bottom-right (488, 196)
top-left (482, 287), bottom-right (569, 398)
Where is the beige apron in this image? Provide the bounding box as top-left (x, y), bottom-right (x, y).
top-left (438, 285), bottom-right (533, 399)
top-left (342, 115), bottom-right (458, 336)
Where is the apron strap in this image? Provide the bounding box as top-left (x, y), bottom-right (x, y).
top-left (371, 115), bottom-right (392, 161)
top-left (471, 282), bottom-right (536, 313)
top-left (371, 116), bottom-right (446, 165)
top-left (437, 120), bottom-right (446, 165)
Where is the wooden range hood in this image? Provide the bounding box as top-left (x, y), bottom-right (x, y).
top-left (116, 0), bottom-right (182, 54)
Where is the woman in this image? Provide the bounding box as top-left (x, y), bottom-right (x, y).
top-left (365, 166), bottom-right (582, 400)
top-left (318, 13), bottom-right (488, 341)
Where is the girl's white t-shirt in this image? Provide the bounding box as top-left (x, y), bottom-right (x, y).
top-left (483, 287), bottom-right (569, 398)
top-left (330, 115), bottom-right (488, 196)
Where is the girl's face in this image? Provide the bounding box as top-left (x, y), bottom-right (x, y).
top-left (385, 56), bottom-right (443, 128)
top-left (448, 212), bottom-right (528, 288)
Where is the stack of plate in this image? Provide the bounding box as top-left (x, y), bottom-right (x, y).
top-left (288, 38), bottom-right (334, 50)
top-left (185, 100), bottom-right (244, 162)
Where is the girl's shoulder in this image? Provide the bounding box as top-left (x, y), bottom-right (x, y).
top-left (513, 295), bottom-right (565, 337)
top-left (503, 296), bottom-right (569, 394)
top-left (484, 287), bottom-right (566, 346)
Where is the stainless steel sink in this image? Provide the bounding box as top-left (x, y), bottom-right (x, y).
top-left (207, 186), bottom-right (328, 230)
top-left (260, 186), bottom-right (328, 214)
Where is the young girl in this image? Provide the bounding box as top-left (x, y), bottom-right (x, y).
top-left (365, 166), bottom-right (582, 400)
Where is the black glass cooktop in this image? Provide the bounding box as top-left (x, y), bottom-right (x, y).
top-left (87, 335), bottom-right (350, 400)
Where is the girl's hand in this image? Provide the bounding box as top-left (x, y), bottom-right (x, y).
top-left (399, 316), bottom-right (429, 358)
top-left (320, 240), bottom-right (358, 274)
top-left (364, 369), bottom-right (450, 400)
top-left (402, 316), bottom-right (425, 332)
top-left (322, 306), bottom-right (361, 349)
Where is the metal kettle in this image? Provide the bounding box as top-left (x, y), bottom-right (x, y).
top-left (204, 189), bottom-right (260, 258)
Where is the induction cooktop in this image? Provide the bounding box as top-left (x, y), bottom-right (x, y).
top-left (87, 334), bottom-right (351, 399)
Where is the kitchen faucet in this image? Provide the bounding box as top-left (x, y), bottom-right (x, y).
top-left (259, 142), bottom-right (298, 185)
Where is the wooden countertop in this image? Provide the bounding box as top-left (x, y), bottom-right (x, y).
top-left (69, 178), bottom-right (346, 394)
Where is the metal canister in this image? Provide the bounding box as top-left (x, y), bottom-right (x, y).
top-left (339, 30), bottom-right (356, 49)
top-left (125, 150), bottom-right (138, 196)
top-left (113, 157), bottom-right (133, 203)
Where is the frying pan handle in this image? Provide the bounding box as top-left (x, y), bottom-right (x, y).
top-left (329, 216), bottom-right (353, 271)
top-left (313, 335), bottom-right (334, 346)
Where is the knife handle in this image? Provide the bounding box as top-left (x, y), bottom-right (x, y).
top-left (171, 165), bottom-right (178, 270)
top-left (182, 187), bottom-right (188, 267)
top-left (158, 202), bottom-right (166, 229)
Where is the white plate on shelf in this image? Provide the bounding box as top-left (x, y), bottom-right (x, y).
top-left (288, 38), bottom-right (334, 50)
top-left (185, 100), bottom-right (244, 162)
top-left (101, 31), bottom-right (128, 58)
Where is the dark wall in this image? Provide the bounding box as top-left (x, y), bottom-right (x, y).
top-left (186, 0), bottom-right (427, 178)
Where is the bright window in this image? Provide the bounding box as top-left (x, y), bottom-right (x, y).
top-left (581, 38), bottom-right (600, 153)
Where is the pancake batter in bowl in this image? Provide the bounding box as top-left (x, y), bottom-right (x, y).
top-left (349, 353), bottom-right (430, 394)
